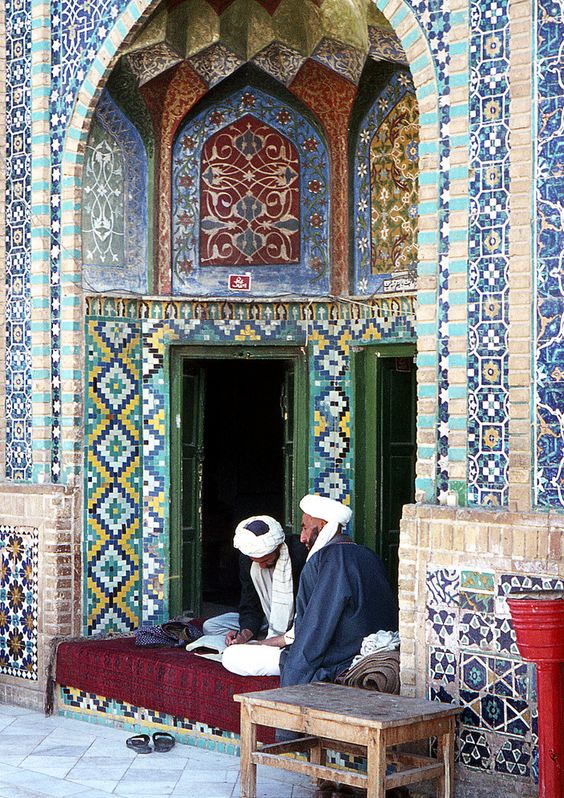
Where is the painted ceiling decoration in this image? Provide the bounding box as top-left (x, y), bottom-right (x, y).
top-left (121, 0), bottom-right (406, 88)
top-left (171, 85), bottom-right (331, 296)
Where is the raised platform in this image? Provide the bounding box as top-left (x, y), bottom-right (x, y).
top-left (55, 637), bottom-right (279, 750)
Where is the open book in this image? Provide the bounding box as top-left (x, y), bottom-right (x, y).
top-left (185, 634), bottom-right (227, 663)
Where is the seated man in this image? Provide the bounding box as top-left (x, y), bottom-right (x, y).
top-left (203, 515), bottom-right (306, 655)
top-left (222, 495), bottom-right (398, 684)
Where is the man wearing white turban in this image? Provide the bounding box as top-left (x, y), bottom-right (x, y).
top-left (221, 494), bottom-right (397, 683)
top-left (203, 516), bottom-right (306, 650)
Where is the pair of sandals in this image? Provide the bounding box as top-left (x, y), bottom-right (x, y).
top-left (126, 732), bottom-right (175, 754)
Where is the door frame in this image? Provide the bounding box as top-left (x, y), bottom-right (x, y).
top-left (352, 343), bottom-right (416, 570)
top-left (169, 344), bottom-right (308, 617)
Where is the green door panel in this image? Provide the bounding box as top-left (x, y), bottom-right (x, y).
top-left (170, 360), bottom-right (205, 617)
top-left (354, 346), bottom-right (416, 591)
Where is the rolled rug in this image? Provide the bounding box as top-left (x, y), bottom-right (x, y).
top-left (336, 650), bottom-right (400, 694)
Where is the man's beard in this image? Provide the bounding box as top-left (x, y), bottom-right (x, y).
top-left (306, 527), bottom-right (320, 551)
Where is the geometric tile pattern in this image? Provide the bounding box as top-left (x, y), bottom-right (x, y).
top-left (58, 686), bottom-right (242, 754)
top-left (395, 0), bottom-right (452, 500)
top-left (0, 525), bottom-right (39, 679)
top-left (427, 567), bottom-right (564, 785)
top-left (353, 69), bottom-right (419, 295)
top-left (49, 0), bottom-right (135, 482)
top-left (172, 86), bottom-right (331, 296)
top-left (466, 0), bottom-right (511, 506)
top-left (86, 296), bottom-right (416, 623)
top-left (5, 0), bottom-right (32, 480)
top-left (535, 0), bottom-right (564, 508)
top-left (84, 320), bottom-right (143, 633)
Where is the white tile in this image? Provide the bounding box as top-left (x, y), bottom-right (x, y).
top-left (66, 781), bottom-right (117, 795)
top-left (114, 776), bottom-right (180, 796)
top-left (82, 739), bottom-right (136, 759)
top-left (0, 706), bottom-right (38, 718)
top-left (174, 768), bottom-right (234, 784)
top-left (171, 782), bottom-right (235, 798)
top-left (125, 756), bottom-right (185, 773)
top-left (17, 756), bottom-right (78, 779)
top-left (0, 783), bottom-right (47, 798)
top-left (0, 768), bottom-right (90, 797)
top-left (66, 791), bottom-right (117, 798)
top-left (0, 715), bottom-right (17, 731)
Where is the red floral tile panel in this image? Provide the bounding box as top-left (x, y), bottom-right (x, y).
top-left (199, 114), bottom-right (300, 266)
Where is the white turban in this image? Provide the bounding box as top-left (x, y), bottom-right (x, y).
top-left (233, 515), bottom-right (285, 558)
top-left (299, 494), bottom-right (352, 560)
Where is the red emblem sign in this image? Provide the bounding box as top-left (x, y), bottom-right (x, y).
top-left (228, 274), bottom-right (252, 291)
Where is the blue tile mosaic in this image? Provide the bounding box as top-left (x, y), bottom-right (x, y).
top-left (0, 525), bottom-right (38, 679)
top-left (426, 567), bottom-right (460, 607)
top-left (429, 647), bottom-right (457, 683)
top-left (494, 738), bottom-right (531, 778)
top-left (467, 0), bottom-right (511, 507)
top-left (5, 0), bottom-right (32, 480)
top-left (458, 728), bottom-right (492, 770)
top-left (85, 319), bottom-right (143, 633)
top-left (535, 0), bottom-right (564, 508)
top-left (429, 570), bottom-right (547, 785)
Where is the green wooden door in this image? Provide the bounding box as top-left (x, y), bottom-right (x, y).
top-left (170, 362), bottom-right (205, 617)
top-left (354, 346), bottom-right (416, 591)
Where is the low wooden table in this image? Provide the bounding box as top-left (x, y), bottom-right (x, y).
top-left (235, 683), bottom-right (461, 798)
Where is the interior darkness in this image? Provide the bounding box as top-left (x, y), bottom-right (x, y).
top-left (201, 359), bottom-right (286, 606)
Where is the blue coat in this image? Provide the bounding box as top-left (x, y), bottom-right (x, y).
top-left (279, 539), bottom-right (398, 686)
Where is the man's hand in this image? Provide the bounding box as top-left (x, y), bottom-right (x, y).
top-left (259, 634), bottom-right (286, 648)
top-left (225, 628), bottom-right (253, 646)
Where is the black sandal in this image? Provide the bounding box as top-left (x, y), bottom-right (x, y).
top-left (152, 731), bottom-right (175, 752)
top-left (126, 733), bottom-right (152, 754)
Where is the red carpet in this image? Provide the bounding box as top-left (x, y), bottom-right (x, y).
top-left (56, 637), bottom-right (279, 742)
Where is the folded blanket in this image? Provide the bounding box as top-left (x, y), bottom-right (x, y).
top-left (336, 650), bottom-right (400, 694)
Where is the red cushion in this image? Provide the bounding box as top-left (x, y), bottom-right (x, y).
top-left (56, 637), bottom-right (279, 742)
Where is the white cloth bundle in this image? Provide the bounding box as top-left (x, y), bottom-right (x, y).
top-left (350, 630), bottom-right (400, 667)
top-left (299, 494), bottom-right (352, 561)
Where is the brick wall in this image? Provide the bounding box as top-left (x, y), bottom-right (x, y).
top-left (0, 485), bottom-right (82, 708)
top-left (400, 504), bottom-right (564, 795)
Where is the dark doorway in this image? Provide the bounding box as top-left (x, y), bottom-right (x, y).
top-left (170, 346), bottom-right (307, 618)
top-left (201, 359), bottom-right (285, 608)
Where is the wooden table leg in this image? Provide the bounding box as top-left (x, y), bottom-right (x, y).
top-left (240, 703), bottom-right (257, 798)
top-left (366, 729), bottom-right (387, 798)
top-left (436, 718), bottom-right (455, 798)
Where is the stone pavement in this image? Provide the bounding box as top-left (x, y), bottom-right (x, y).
top-left (0, 703), bottom-right (316, 798)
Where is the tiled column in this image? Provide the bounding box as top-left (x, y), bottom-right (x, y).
top-left (30, 0), bottom-right (52, 483)
top-left (507, 0), bottom-right (533, 510)
top-left (0, 2), bottom-right (6, 474)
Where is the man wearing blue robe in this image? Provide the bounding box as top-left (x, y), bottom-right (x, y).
top-left (279, 494), bottom-right (398, 687)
